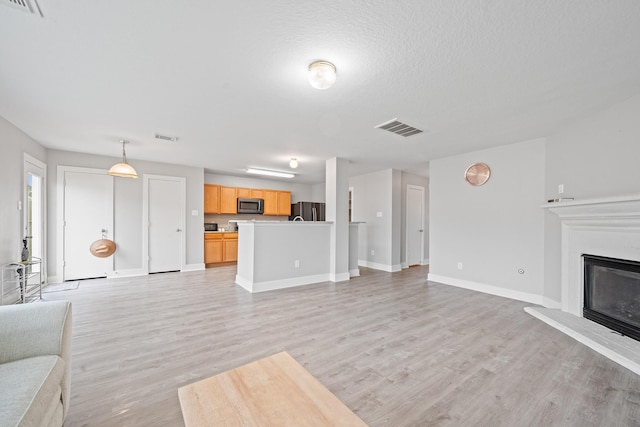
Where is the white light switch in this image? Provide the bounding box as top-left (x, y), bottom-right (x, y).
top-left (376, 212), bottom-right (383, 217)
top-left (191, 210), bottom-right (198, 216)
top-left (558, 184), bottom-right (564, 194)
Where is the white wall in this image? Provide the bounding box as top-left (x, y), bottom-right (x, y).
top-left (350, 169), bottom-right (402, 272)
top-left (0, 116), bottom-right (47, 268)
top-left (47, 150), bottom-right (204, 279)
top-left (429, 139), bottom-right (546, 304)
top-left (311, 183), bottom-right (326, 203)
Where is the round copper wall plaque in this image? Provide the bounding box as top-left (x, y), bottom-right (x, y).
top-left (464, 162), bottom-right (491, 186)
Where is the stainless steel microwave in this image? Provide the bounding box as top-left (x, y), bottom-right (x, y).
top-left (237, 198), bottom-right (264, 214)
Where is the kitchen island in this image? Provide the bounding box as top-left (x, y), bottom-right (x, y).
top-left (235, 221), bottom-right (361, 293)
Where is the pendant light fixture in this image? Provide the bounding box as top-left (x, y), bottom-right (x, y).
top-left (108, 140), bottom-right (138, 178)
top-left (308, 60), bottom-right (337, 90)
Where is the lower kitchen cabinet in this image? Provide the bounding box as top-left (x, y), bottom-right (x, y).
top-left (204, 232), bottom-right (238, 265)
top-left (222, 239), bottom-right (238, 262)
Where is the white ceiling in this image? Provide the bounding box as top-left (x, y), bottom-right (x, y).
top-left (2, 1), bottom-right (640, 183)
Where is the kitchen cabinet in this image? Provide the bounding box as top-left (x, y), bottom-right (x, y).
top-left (263, 190), bottom-right (279, 215)
top-left (278, 191), bottom-right (291, 216)
top-left (204, 232), bottom-right (238, 264)
top-left (204, 233), bottom-right (223, 263)
top-left (222, 238), bottom-right (238, 262)
top-left (250, 189), bottom-right (264, 199)
top-left (204, 184), bottom-right (290, 216)
top-left (220, 186), bottom-right (237, 214)
top-left (204, 184), bottom-right (220, 214)
top-left (237, 187), bottom-right (251, 198)
top-left (263, 190), bottom-right (291, 216)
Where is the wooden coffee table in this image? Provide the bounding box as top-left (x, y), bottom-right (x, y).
top-left (178, 351), bottom-right (368, 426)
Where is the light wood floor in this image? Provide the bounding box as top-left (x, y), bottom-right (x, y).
top-left (42, 265), bottom-right (640, 426)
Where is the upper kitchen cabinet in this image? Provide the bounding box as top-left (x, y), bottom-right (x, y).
top-left (250, 189), bottom-right (264, 199)
top-left (220, 186), bottom-right (238, 214)
top-left (237, 187), bottom-right (251, 198)
top-left (204, 184), bottom-right (220, 213)
top-left (263, 190), bottom-right (278, 215)
top-left (263, 190), bottom-right (291, 216)
top-left (278, 191), bottom-right (291, 216)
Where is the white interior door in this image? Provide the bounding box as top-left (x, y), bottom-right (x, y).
top-left (24, 155), bottom-right (45, 263)
top-left (63, 170), bottom-right (113, 280)
top-left (407, 185), bottom-right (425, 267)
top-left (147, 176), bottom-right (184, 273)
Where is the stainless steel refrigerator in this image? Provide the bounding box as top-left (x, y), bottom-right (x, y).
top-left (290, 202), bottom-right (325, 221)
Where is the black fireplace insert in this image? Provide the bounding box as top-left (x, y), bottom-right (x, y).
top-left (583, 254), bottom-right (640, 342)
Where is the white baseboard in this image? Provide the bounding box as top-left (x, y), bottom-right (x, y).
top-left (235, 273), bottom-right (330, 293)
top-left (401, 258), bottom-right (430, 269)
top-left (542, 296), bottom-right (561, 309)
top-left (358, 260), bottom-right (402, 273)
top-left (182, 263), bottom-right (205, 272)
top-left (47, 275), bottom-right (61, 285)
top-left (349, 268), bottom-right (360, 277)
top-left (108, 268), bottom-right (147, 279)
top-left (427, 273), bottom-right (545, 306)
top-left (330, 272), bottom-right (351, 283)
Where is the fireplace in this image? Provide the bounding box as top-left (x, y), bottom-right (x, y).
top-left (584, 254), bottom-right (640, 342)
top-left (536, 195), bottom-right (640, 375)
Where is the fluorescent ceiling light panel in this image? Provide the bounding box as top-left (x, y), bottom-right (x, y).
top-left (154, 133), bottom-right (179, 142)
top-left (246, 168), bottom-right (295, 178)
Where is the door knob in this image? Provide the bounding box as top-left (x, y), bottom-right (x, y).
top-left (176, 229), bottom-right (182, 232)
top-left (419, 229), bottom-right (424, 232)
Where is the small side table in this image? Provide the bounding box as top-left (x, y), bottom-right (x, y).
top-left (1, 257), bottom-right (42, 304)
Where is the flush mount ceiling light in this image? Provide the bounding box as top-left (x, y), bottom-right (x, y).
top-left (108, 140), bottom-right (138, 178)
top-left (246, 168), bottom-right (295, 179)
top-left (308, 60), bottom-right (336, 90)
top-left (289, 158), bottom-right (298, 168)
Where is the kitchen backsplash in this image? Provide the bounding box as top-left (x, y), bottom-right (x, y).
top-left (204, 213), bottom-right (290, 230)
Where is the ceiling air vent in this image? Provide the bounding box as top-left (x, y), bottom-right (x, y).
top-left (375, 118), bottom-right (423, 137)
top-left (1, 0), bottom-right (43, 16)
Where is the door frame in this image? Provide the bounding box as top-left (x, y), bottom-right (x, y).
top-left (23, 153), bottom-right (47, 284)
top-left (142, 174), bottom-right (186, 274)
top-left (405, 184), bottom-right (425, 267)
top-left (56, 166), bottom-right (114, 283)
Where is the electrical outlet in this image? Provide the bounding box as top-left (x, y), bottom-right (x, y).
top-left (376, 212), bottom-right (383, 217)
top-left (371, 250), bottom-right (375, 256)
top-left (191, 210), bottom-right (198, 216)
top-left (294, 260), bottom-right (300, 269)
top-left (558, 184), bottom-right (564, 194)
top-left (457, 262), bottom-right (463, 270)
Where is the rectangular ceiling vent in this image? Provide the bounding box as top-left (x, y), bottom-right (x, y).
top-left (1, 0), bottom-right (43, 16)
top-left (375, 118), bottom-right (423, 137)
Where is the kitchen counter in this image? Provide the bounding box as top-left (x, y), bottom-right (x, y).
top-left (234, 220), bottom-right (334, 224)
top-left (234, 221), bottom-right (361, 293)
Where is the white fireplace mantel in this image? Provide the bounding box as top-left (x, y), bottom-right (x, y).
top-left (544, 193), bottom-right (640, 315)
